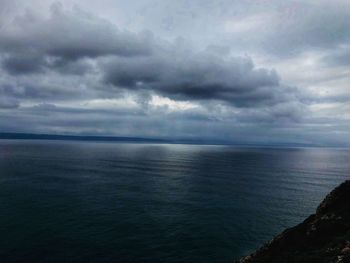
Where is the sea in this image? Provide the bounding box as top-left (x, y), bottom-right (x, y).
top-left (0, 140), bottom-right (349, 263)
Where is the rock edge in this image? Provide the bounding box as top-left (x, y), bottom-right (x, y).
top-left (236, 181), bottom-right (350, 263)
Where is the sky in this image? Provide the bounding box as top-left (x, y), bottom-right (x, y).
top-left (0, 0), bottom-right (349, 146)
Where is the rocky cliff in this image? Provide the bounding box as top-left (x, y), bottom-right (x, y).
top-left (237, 181), bottom-right (350, 263)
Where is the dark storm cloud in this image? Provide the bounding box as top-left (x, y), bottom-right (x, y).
top-left (0, 2), bottom-right (301, 112)
top-left (48, 58), bottom-right (94, 75)
top-left (4, 0), bottom-right (349, 145)
top-left (0, 3), bottom-right (153, 75)
top-left (103, 51), bottom-right (297, 108)
top-left (1, 52), bottom-right (93, 76)
top-left (1, 53), bottom-right (46, 75)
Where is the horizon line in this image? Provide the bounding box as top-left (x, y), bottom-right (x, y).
top-left (0, 132), bottom-right (348, 149)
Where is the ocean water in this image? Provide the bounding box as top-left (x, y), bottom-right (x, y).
top-left (0, 140), bottom-right (349, 263)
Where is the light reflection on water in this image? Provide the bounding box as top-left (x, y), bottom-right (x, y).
top-left (0, 140), bottom-right (349, 263)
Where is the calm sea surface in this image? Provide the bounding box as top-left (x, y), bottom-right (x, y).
top-left (0, 140), bottom-right (349, 263)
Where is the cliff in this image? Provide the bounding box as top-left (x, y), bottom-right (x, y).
top-left (236, 181), bottom-right (350, 263)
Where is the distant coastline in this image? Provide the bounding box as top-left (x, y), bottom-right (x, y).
top-left (0, 132), bottom-right (166, 144)
top-left (0, 132), bottom-right (337, 148)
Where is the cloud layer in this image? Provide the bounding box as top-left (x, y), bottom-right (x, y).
top-left (0, 0), bottom-right (349, 146)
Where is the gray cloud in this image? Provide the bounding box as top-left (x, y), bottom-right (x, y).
top-left (103, 50), bottom-right (298, 108)
top-left (0, 96), bottom-right (19, 109)
top-left (1, 52), bottom-right (46, 75)
top-left (193, 1), bottom-right (349, 59)
top-left (321, 46), bottom-right (350, 67)
top-left (0, 1), bottom-right (348, 146)
top-left (2, 100), bottom-right (344, 147)
top-left (0, 3), bottom-right (302, 113)
top-left (0, 2), bottom-right (153, 76)
top-left (246, 1), bottom-right (350, 57)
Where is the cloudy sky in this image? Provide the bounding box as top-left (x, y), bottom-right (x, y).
top-left (0, 0), bottom-right (349, 146)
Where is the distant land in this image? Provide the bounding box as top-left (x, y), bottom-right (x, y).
top-left (0, 132), bottom-right (334, 148)
top-left (0, 132), bottom-right (167, 144)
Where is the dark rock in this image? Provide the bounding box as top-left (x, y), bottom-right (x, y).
top-left (236, 181), bottom-right (350, 263)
